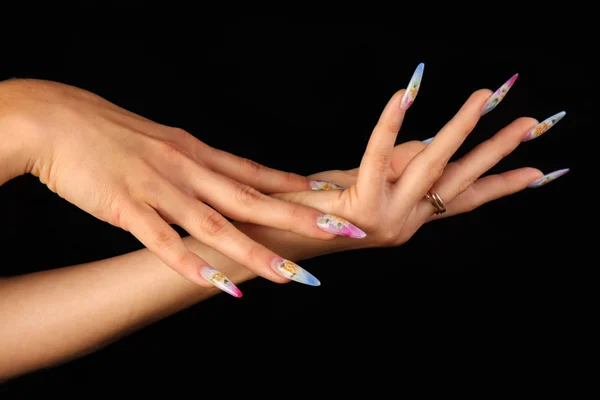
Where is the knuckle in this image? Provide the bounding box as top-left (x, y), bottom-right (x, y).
top-left (168, 126), bottom-right (193, 140)
top-left (368, 151), bottom-right (390, 173)
top-left (151, 227), bottom-right (179, 252)
top-left (426, 159), bottom-right (447, 181)
top-left (380, 229), bottom-right (399, 246)
top-left (198, 211), bottom-right (230, 237)
top-left (244, 243), bottom-right (262, 264)
top-left (155, 140), bottom-right (186, 162)
top-left (241, 157), bottom-right (264, 174)
top-left (235, 184), bottom-right (263, 206)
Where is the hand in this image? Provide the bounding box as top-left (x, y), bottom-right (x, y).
top-left (0, 79), bottom-right (364, 290)
top-left (274, 69), bottom-right (567, 251)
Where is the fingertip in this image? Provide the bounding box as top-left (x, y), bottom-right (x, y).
top-left (473, 88), bottom-right (495, 101)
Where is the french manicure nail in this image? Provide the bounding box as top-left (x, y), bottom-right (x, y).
top-left (522, 111), bottom-right (566, 142)
top-left (528, 168), bottom-right (570, 188)
top-left (422, 137), bottom-right (434, 144)
top-left (309, 180), bottom-right (346, 191)
top-left (270, 257), bottom-right (320, 286)
top-left (481, 73), bottom-right (519, 116)
top-left (400, 62), bottom-right (424, 111)
top-left (199, 266), bottom-right (243, 298)
top-left (317, 214), bottom-right (366, 238)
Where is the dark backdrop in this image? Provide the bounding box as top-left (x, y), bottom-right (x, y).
top-left (1, 23), bottom-right (584, 393)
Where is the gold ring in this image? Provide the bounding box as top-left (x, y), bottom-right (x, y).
top-left (425, 190), bottom-right (446, 215)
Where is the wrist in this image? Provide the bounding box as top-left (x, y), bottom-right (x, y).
top-left (0, 79), bottom-right (43, 184)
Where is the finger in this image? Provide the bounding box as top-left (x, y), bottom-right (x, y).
top-left (417, 117), bottom-right (538, 219)
top-left (392, 89), bottom-right (492, 216)
top-left (356, 62), bottom-right (424, 207)
top-left (123, 204), bottom-right (243, 297)
top-left (204, 147), bottom-right (311, 194)
top-left (427, 168), bottom-right (543, 220)
top-left (356, 89), bottom-right (406, 207)
top-left (169, 155), bottom-right (364, 240)
top-left (148, 181), bottom-right (321, 285)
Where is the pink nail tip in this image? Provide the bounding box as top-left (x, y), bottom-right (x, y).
top-left (481, 73), bottom-right (519, 116)
top-left (528, 168), bottom-right (570, 188)
top-left (316, 214), bottom-right (366, 239)
top-left (199, 266), bottom-right (243, 298)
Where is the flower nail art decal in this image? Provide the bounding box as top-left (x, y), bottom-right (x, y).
top-left (400, 62), bottom-right (424, 111)
top-left (270, 257), bottom-right (320, 286)
top-left (316, 214), bottom-right (366, 238)
top-left (523, 111), bottom-right (566, 142)
top-left (309, 180), bottom-right (346, 191)
top-left (528, 169), bottom-right (570, 188)
top-left (422, 137), bottom-right (434, 144)
top-left (481, 73), bottom-right (519, 116)
top-left (199, 266), bottom-right (243, 298)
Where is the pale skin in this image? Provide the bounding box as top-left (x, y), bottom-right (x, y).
top-left (0, 83), bottom-right (544, 379)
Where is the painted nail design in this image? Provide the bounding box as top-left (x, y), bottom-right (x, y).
top-left (481, 73), bottom-right (519, 116)
top-left (317, 214), bottom-right (366, 238)
top-left (523, 111), bottom-right (566, 142)
top-left (400, 62), bottom-right (424, 111)
top-left (528, 168), bottom-right (570, 188)
top-left (422, 136), bottom-right (434, 144)
top-left (270, 257), bottom-right (320, 286)
top-left (309, 180), bottom-right (346, 191)
top-left (199, 266), bottom-right (243, 298)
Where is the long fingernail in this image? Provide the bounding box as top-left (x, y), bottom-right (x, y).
top-left (270, 257), bottom-right (320, 286)
top-left (522, 111), bottom-right (566, 142)
top-left (422, 136), bottom-right (434, 144)
top-left (309, 180), bottom-right (346, 191)
top-left (317, 214), bottom-right (366, 238)
top-left (400, 62), bottom-right (424, 111)
top-left (481, 73), bottom-right (519, 116)
top-left (199, 266), bottom-right (243, 298)
top-left (528, 168), bottom-right (570, 188)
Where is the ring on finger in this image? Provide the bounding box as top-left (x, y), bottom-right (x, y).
top-left (425, 190), bottom-right (446, 215)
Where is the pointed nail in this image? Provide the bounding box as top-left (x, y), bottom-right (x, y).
top-left (422, 136), bottom-right (434, 144)
top-left (481, 73), bottom-right (519, 116)
top-left (316, 214), bottom-right (366, 238)
top-left (528, 168), bottom-right (570, 188)
top-left (522, 111), bottom-right (566, 142)
top-left (270, 257), bottom-right (320, 286)
top-left (309, 180), bottom-right (346, 191)
top-left (199, 266), bottom-right (243, 298)
top-left (400, 62), bottom-right (424, 111)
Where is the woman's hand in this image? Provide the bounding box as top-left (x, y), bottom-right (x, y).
top-left (0, 79), bottom-right (364, 291)
top-left (274, 67), bottom-right (568, 251)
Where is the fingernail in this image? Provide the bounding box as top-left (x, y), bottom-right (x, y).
top-left (422, 136), bottom-right (434, 144)
top-left (316, 214), bottom-right (366, 238)
top-left (481, 73), bottom-right (519, 116)
top-left (528, 168), bottom-right (570, 188)
top-left (199, 266), bottom-right (243, 298)
top-left (400, 62), bottom-right (424, 111)
top-left (522, 111), bottom-right (566, 142)
top-left (270, 257), bottom-right (320, 286)
top-left (309, 180), bottom-right (346, 191)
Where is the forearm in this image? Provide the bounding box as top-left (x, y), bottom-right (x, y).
top-left (0, 223), bottom-right (354, 380)
top-left (0, 236), bottom-right (250, 379)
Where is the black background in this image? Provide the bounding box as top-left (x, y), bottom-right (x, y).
top-left (1, 22), bottom-right (584, 393)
